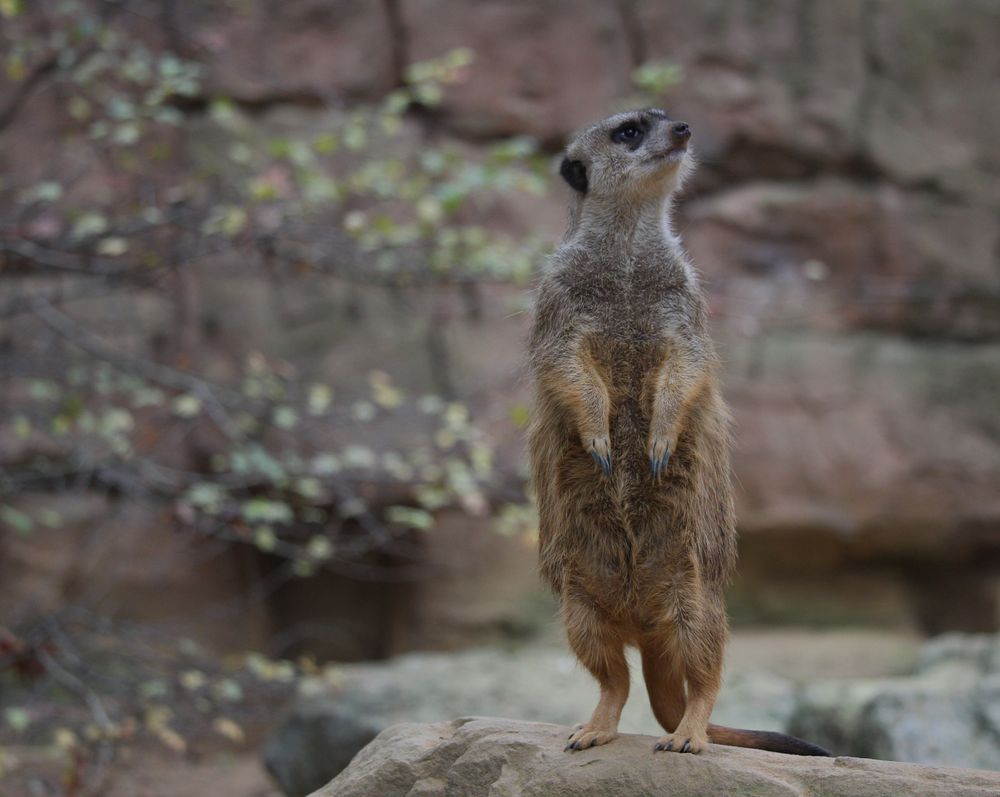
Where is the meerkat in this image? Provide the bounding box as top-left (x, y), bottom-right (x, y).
top-left (528, 109), bottom-right (830, 757)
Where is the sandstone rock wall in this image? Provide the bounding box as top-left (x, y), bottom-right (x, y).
top-left (2, 1), bottom-right (999, 648)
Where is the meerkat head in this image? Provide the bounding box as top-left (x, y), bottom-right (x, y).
top-left (559, 109), bottom-right (694, 206)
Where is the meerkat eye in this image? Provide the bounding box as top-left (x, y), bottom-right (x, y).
top-left (611, 123), bottom-right (643, 145)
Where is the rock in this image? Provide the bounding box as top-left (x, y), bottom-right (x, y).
top-left (916, 632), bottom-right (1000, 675)
top-left (262, 644), bottom-right (801, 795)
top-left (267, 634), bottom-right (1000, 794)
top-left (402, 0), bottom-right (633, 141)
top-left (193, 0), bottom-right (398, 102)
top-left (263, 702), bottom-right (382, 797)
top-left (790, 634), bottom-right (1000, 769)
top-left (313, 717), bottom-right (1000, 797)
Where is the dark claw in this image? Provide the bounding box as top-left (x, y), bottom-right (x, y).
top-left (590, 448), bottom-right (611, 475)
top-left (588, 737), bottom-right (598, 748)
top-left (680, 740), bottom-right (691, 753)
top-left (564, 743), bottom-right (574, 751)
top-left (650, 450), bottom-right (671, 478)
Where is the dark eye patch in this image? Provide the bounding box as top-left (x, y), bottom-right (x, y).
top-left (611, 120), bottom-right (645, 147)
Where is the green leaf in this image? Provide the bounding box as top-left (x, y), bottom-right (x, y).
top-left (0, 506), bottom-right (33, 536)
top-left (101, 408), bottom-right (134, 436)
top-left (113, 121), bottom-right (141, 145)
top-left (140, 679), bottom-right (170, 699)
top-left (28, 380), bottom-right (60, 401)
top-left (307, 384), bottom-right (332, 415)
top-left (71, 211), bottom-right (109, 239)
top-left (508, 403), bottom-right (531, 429)
top-left (342, 445), bottom-right (376, 469)
top-left (293, 478), bottom-right (322, 500)
top-left (272, 406), bottom-right (298, 430)
top-left (343, 122), bottom-right (365, 151)
top-left (306, 535), bottom-right (334, 560)
top-left (292, 560), bottom-right (316, 578)
top-left (186, 482), bottom-right (226, 514)
top-left (631, 60), bottom-right (683, 94)
top-left (22, 181), bottom-right (63, 203)
top-left (351, 401), bottom-right (376, 422)
top-left (97, 237), bottom-right (129, 256)
top-left (242, 499), bottom-right (293, 525)
top-left (0, 0), bottom-right (25, 20)
top-left (386, 506), bottom-right (434, 531)
top-left (310, 453), bottom-right (341, 475)
top-left (4, 708), bottom-right (30, 733)
top-left (37, 509), bottom-right (62, 528)
top-left (213, 678), bottom-right (244, 702)
top-left (253, 527), bottom-right (277, 552)
top-left (172, 394), bottom-right (202, 417)
top-left (313, 132), bottom-right (338, 154)
top-left (12, 416), bottom-right (31, 438)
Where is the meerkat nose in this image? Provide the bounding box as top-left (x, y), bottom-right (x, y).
top-left (671, 122), bottom-right (691, 143)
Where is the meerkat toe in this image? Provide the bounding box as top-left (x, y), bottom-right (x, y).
top-left (566, 726), bottom-right (617, 751)
top-left (654, 732), bottom-right (705, 754)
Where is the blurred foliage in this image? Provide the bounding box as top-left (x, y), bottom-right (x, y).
top-left (0, 1), bottom-right (549, 783)
top-left (0, 0), bottom-right (547, 562)
top-left (0, 613), bottom-right (338, 782)
top-left (631, 60), bottom-right (683, 97)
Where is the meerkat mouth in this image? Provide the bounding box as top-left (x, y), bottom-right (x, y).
top-left (648, 146), bottom-right (688, 165)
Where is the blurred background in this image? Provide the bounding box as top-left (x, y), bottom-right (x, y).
top-left (1, 1), bottom-right (999, 795)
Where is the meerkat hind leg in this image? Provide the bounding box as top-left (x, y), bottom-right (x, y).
top-left (640, 639), bottom-right (686, 735)
top-left (563, 604), bottom-right (630, 751)
top-left (653, 631), bottom-right (723, 754)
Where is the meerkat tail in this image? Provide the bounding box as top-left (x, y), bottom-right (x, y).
top-left (707, 724), bottom-right (832, 757)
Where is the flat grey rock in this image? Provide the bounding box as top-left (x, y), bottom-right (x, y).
top-left (312, 717), bottom-right (1000, 797)
top-left (263, 645), bottom-right (798, 794)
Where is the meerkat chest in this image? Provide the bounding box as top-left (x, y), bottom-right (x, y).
top-left (567, 257), bottom-right (686, 345)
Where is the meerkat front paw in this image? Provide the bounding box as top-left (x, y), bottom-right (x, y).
top-left (648, 435), bottom-right (672, 478)
top-left (587, 436), bottom-right (612, 475)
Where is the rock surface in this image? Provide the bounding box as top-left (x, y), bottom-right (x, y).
top-left (313, 717), bottom-right (1000, 797)
top-left (791, 634), bottom-right (1000, 770)
top-left (263, 646), bottom-right (795, 794)
top-left (263, 633), bottom-right (920, 795)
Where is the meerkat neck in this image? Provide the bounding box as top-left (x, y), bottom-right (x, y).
top-left (568, 193), bottom-right (680, 255)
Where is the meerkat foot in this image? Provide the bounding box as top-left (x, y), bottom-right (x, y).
top-left (565, 724), bottom-right (618, 751)
top-left (648, 436), bottom-right (672, 478)
top-left (654, 731), bottom-right (706, 754)
top-left (588, 436), bottom-right (612, 475)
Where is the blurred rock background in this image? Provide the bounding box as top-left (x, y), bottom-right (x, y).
top-left (0, 1), bottom-right (998, 795)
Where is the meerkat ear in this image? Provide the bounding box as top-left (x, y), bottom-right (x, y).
top-left (559, 158), bottom-right (588, 194)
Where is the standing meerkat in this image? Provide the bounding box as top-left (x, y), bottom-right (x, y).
top-left (528, 109), bottom-right (829, 757)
